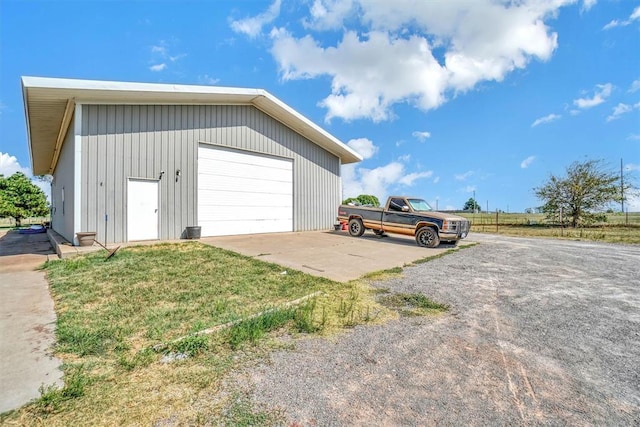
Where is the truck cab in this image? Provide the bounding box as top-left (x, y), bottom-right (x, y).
top-left (337, 196), bottom-right (470, 247)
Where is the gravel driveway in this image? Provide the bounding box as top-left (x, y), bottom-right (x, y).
top-left (236, 233), bottom-right (640, 425)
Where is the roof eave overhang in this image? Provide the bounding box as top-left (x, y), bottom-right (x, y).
top-left (21, 77), bottom-right (362, 174)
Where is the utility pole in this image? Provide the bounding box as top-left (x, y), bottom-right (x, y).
top-left (621, 158), bottom-right (625, 213)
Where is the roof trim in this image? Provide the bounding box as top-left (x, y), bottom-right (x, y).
top-left (22, 77), bottom-right (362, 176)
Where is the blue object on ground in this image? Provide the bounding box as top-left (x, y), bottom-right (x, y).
top-left (18, 225), bottom-right (46, 234)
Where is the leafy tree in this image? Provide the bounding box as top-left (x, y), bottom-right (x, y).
top-left (342, 194), bottom-right (381, 207)
top-left (463, 197), bottom-right (481, 212)
top-left (0, 172), bottom-right (49, 226)
top-left (534, 159), bottom-right (631, 227)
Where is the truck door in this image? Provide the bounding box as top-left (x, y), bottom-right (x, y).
top-left (382, 198), bottom-right (414, 234)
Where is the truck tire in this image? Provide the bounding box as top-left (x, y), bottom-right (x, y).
top-left (348, 218), bottom-right (365, 237)
top-left (416, 227), bottom-right (440, 248)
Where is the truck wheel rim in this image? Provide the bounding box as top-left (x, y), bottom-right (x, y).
top-left (420, 230), bottom-right (433, 245)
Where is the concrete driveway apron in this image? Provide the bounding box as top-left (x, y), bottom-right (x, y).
top-left (0, 230), bottom-right (62, 414)
top-left (201, 230), bottom-right (467, 282)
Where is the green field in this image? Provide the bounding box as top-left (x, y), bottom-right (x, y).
top-left (457, 212), bottom-right (640, 244)
top-left (0, 216), bottom-right (49, 228)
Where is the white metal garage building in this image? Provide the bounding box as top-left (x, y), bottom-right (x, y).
top-left (22, 77), bottom-right (361, 245)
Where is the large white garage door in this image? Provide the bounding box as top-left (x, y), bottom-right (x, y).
top-left (198, 145), bottom-right (293, 236)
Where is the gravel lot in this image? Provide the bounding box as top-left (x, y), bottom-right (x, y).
top-left (235, 233), bottom-right (640, 425)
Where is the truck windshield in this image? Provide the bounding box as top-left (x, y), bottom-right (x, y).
top-left (407, 199), bottom-right (433, 212)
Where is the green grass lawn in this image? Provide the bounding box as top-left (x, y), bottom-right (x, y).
top-left (2, 242), bottom-right (447, 426)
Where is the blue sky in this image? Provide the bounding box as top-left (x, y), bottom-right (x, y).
top-left (1, 0), bottom-right (639, 212)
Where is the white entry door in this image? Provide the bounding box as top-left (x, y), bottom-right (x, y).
top-left (127, 179), bottom-right (159, 241)
top-left (198, 144), bottom-right (293, 236)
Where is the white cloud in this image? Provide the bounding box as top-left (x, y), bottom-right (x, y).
top-left (346, 137), bottom-right (378, 159)
top-left (520, 155), bottom-right (536, 169)
top-left (625, 163), bottom-right (640, 172)
top-left (230, 0), bottom-right (281, 38)
top-left (629, 79), bottom-right (640, 93)
top-left (582, 0), bottom-right (597, 11)
top-left (198, 74), bottom-right (220, 85)
top-left (398, 171), bottom-right (433, 186)
top-left (628, 134), bottom-right (640, 141)
top-left (531, 113), bottom-right (561, 127)
top-left (342, 158), bottom-right (433, 201)
top-left (149, 41), bottom-right (185, 72)
top-left (271, 29), bottom-right (448, 122)
top-left (464, 185), bottom-right (477, 193)
top-left (151, 45), bottom-right (167, 55)
top-left (262, 0), bottom-right (568, 122)
top-left (607, 102), bottom-right (640, 122)
top-left (0, 152), bottom-right (51, 201)
top-left (412, 131), bottom-right (431, 142)
top-left (433, 176), bottom-right (440, 184)
top-left (397, 154), bottom-right (411, 162)
top-left (149, 63), bottom-right (167, 72)
top-left (455, 170), bottom-right (474, 181)
top-left (573, 83), bottom-right (613, 109)
top-left (304, 0), bottom-right (355, 30)
top-left (603, 5), bottom-right (640, 29)
top-left (626, 194), bottom-right (640, 212)
top-left (0, 152), bottom-right (30, 177)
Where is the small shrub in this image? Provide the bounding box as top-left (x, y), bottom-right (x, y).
top-left (379, 293), bottom-right (448, 315)
top-left (227, 308), bottom-right (295, 349)
top-left (294, 300), bottom-right (322, 333)
top-left (34, 364), bottom-right (90, 414)
top-left (171, 334), bottom-right (210, 356)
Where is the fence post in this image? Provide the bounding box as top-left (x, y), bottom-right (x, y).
top-left (496, 210), bottom-right (499, 233)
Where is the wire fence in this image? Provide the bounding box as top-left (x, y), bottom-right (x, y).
top-left (454, 212), bottom-right (640, 243)
top-left (456, 212), bottom-right (640, 226)
top-left (0, 217), bottom-right (50, 228)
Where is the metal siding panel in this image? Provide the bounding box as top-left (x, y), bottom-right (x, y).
top-left (52, 117), bottom-right (76, 242)
top-left (81, 108), bottom-right (90, 234)
top-left (118, 105), bottom-right (132, 243)
top-left (77, 103), bottom-right (340, 242)
top-left (87, 106), bottom-right (100, 235)
top-left (199, 105), bottom-right (206, 141)
top-left (111, 106), bottom-right (125, 244)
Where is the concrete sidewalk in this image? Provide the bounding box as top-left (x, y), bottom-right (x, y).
top-left (0, 230), bottom-right (63, 414)
top-left (201, 230), bottom-right (469, 282)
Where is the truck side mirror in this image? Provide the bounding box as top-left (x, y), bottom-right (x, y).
top-left (401, 206), bottom-right (409, 212)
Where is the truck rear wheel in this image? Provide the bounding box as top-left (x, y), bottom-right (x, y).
top-left (348, 218), bottom-right (365, 237)
top-left (416, 227), bottom-right (440, 248)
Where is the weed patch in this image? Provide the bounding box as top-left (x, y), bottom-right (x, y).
top-left (221, 393), bottom-right (284, 426)
top-left (379, 293), bottom-right (449, 316)
top-left (227, 308), bottom-right (296, 349)
top-left (33, 364), bottom-right (90, 415)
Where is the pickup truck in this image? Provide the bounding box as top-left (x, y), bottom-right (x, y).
top-left (337, 196), bottom-right (470, 247)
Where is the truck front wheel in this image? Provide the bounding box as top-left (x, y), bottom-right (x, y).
top-left (416, 227), bottom-right (440, 248)
top-left (348, 218), bottom-right (365, 237)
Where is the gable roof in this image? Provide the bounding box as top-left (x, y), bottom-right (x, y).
top-left (21, 77), bottom-right (362, 175)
